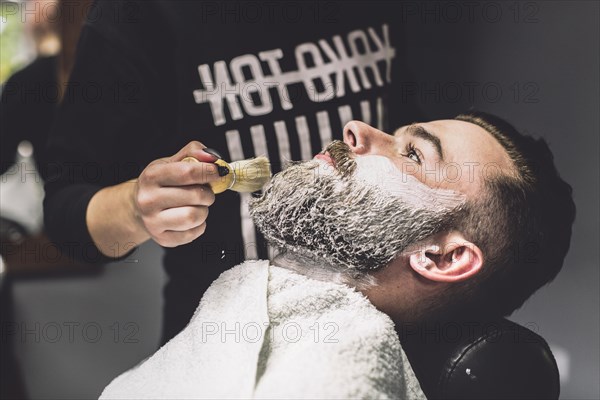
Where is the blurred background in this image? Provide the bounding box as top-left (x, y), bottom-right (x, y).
top-left (1, 1), bottom-right (598, 399)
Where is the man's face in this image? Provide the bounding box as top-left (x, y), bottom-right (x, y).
top-left (250, 119), bottom-right (513, 274)
top-left (340, 119), bottom-right (514, 197)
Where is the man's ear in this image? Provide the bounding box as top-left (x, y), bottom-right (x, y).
top-left (408, 231), bottom-right (483, 283)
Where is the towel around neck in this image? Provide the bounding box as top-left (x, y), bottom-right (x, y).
top-left (100, 260), bottom-right (426, 399)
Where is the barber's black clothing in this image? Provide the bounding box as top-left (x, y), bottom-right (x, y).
top-left (1, 56), bottom-right (58, 178)
top-left (44, 0), bottom-right (419, 343)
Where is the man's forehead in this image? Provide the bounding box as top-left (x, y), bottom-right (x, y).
top-left (394, 119), bottom-right (485, 137)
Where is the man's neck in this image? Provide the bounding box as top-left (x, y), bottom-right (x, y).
top-left (271, 249), bottom-right (376, 290)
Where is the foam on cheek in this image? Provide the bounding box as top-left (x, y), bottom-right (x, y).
top-left (354, 155), bottom-right (466, 211)
top-left (354, 155), bottom-right (402, 187)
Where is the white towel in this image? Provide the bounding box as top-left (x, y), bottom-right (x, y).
top-left (100, 260), bottom-right (426, 399)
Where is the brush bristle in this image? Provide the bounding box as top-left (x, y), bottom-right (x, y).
top-left (229, 156), bottom-right (271, 193)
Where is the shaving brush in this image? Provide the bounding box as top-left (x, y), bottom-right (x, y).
top-left (182, 155), bottom-right (271, 194)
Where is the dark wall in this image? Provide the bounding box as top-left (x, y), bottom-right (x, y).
top-left (401, 1), bottom-right (599, 398)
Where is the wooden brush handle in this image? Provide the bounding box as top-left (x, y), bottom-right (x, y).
top-left (181, 157), bottom-right (233, 194)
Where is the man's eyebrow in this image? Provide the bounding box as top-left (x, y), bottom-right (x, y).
top-left (404, 124), bottom-right (444, 161)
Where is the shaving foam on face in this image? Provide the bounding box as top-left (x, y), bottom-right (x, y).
top-left (251, 154), bottom-right (468, 272)
top-left (313, 158), bottom-right (337, 176)
top-left (353, 155), bottom-right (465, 211)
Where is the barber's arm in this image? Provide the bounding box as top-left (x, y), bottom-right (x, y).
top-left (44, 2), bottom-right (192, 263)
top-left (86, 142), bottom-right (220, 258)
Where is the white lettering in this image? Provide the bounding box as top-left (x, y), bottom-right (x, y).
top-left (295, 43), bottom-right (334, 102)
top-left (230, 54), bottom-right (273, 116)
top-left (193, 24), bottom-right (395, 126)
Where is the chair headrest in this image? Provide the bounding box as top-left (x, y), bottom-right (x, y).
top-left (399, 318), bottom-right (560, 399)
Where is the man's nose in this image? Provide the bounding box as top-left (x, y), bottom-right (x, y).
top-left (343, 121), bottom-right (391, 155)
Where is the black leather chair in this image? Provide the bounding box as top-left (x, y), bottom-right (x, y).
top-left (399, 318), bottom-right (560, 399)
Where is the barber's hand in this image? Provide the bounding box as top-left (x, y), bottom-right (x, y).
top-left (133, 141), bottom-right (221, 247)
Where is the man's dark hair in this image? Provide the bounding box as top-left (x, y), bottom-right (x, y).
top-left (447, 111), bottom-right (576, 317)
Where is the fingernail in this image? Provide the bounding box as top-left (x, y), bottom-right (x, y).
top-left (203, 148), bottom-right (222, 159)
top-left (217, 165), bottom-right (230, 177)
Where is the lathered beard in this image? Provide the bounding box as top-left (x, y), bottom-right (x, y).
top-left (249, 141), bottom-right (466, 272)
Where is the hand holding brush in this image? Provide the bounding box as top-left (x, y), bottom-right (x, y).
top-left (182, 149), bottom-right (271, 194)
top-left (86, 141), bottom-right (271, 256)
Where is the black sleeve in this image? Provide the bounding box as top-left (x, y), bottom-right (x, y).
top-left (0, 56), bottom-right (58, 177)
top-left (44, 1), bottom-right (167, 264)
top-left (0, 75), bottom-right (23, 175)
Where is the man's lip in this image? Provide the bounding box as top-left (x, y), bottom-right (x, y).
top-left (314, 152), bottom-right (334, 166)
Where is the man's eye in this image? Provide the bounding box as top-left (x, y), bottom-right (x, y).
top-left (402, 143), bottom-right (422, 164)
